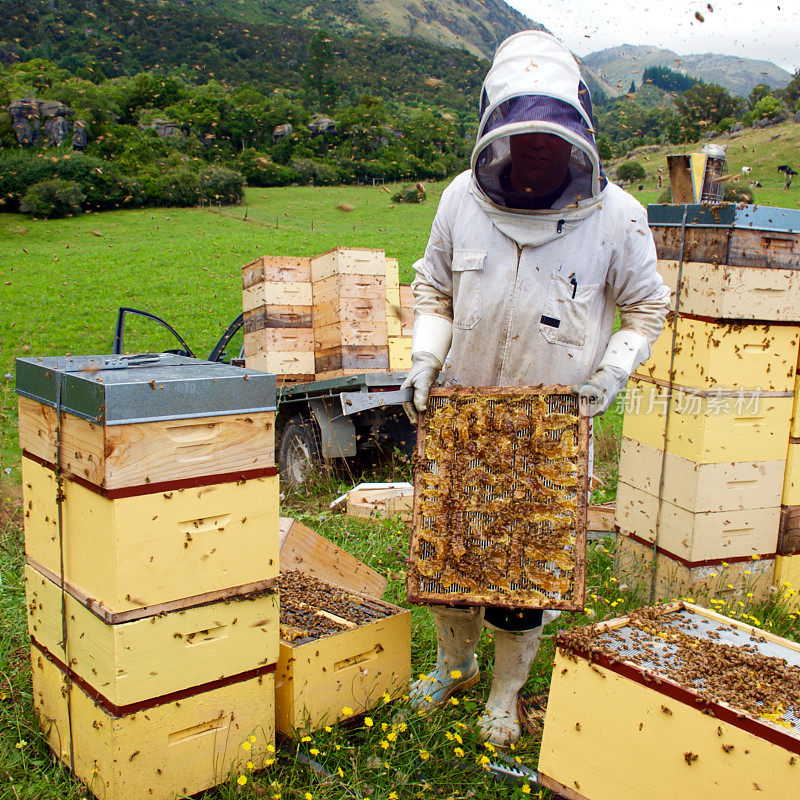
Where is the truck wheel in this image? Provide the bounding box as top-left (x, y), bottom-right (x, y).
top-left (279, 414), bottom-right (323, 488)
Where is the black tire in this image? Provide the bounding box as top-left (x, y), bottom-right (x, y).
top-left (278, 414), bottom-right (323, 488)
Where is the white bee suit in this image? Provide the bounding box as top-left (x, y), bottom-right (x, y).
top-left (411, 30), bottom-right (670, 390)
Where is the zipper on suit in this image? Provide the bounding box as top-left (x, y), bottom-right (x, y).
top-left (497, 242), bottom-right (523, 383)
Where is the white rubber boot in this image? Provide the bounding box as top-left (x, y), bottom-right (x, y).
top-left (409, 606), bottom-right (484, 710)
top-left (477, 625), bottom-right (542, 746)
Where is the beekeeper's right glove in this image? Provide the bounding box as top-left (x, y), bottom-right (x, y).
top-left (400, 314), bottom-right (453, 423)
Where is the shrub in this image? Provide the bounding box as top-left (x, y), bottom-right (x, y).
top-left (753, 95), bottom-right (782, 120)
top-left (616, 160), bottom-right (647, 182)
top-left (200, 167), bottom-right (245, 204)
top-left (238, 152), bottom-right (296, 187)
top-left (392, 184), bottom-right (426, 203)
top-left (20, 179), bottom-right (85, 218)
top-left (143, 166), bottom-right (202, 206)
top-left (290, 158), bottom-right (339, 185)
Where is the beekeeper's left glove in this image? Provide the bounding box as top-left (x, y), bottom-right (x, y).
top-left (400, 314), bottom-right (453, 423)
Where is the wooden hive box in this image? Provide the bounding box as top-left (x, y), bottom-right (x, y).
top-left (657, 259), bottom-right (800, 322)
top-left (636, 315), bottom-right (799, 392)
top-left (16, 355), bottom-right (277, 490)
top-left (539, 602), bottom-right (800, 800)
top-left (774, 553), bottom-right (800, 610)
top-left (25, 560), bottom-right (279, 707)
top-left (274, 570), bottom-right (410, 736)
top-left (398, 284), bottom-right (414, 336)
top-left (648, 203), bottom-right (800, 269)
top-left (346, 483), bottom-right (414, 523)
top-left (242, 255), bottom-right (315, 383)
top-left (311, 248), bottom-right (389, 380)
top-left (386, 256), bottom-right (402, 336)
top-left (613, 531), bottom-right (776, 602)
top-left (621, 376), bottom-right (793, 464)
top-left (31, 640), bottom-right (276, 800)
top-left (22, 455), bottom-right (279, 613)
top-left (407, 387), bottom-right (589, 610)
top-left (388, 336), bottom-right (412, 372)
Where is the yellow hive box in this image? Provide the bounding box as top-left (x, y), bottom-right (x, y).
top-left (618, 437), bottom-right (785, 513)
top-left (615, 481), bottom-right (780, 562)
top-left (539, 603), bottom-right (800, 800)
top-left (783, 441), bottom-right (800, 505)
top-left (614, 532), bottom-right (775, 602)
top-left (637, 315), bottom-right (799, 392)
top-left (774, 554), bottom-right (800, 610)
top-left (274, 578), bottom-right (411, 735)
top-left (26, 561), bottom-right (279, 707)
top-left (657, 259), bottom-right (800, 321)
top-left (388, 336), bottom-right (412, 372)
top-left (18, 396), bottom-right (275, 490)
top-left (621, 377), bottom-right (793, 464)
top-left (23, 456), bottom-right (279, 613)
top-left (32, 641), bottom-right (275, 800)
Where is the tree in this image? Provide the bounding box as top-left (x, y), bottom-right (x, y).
top-left (628, 80), bottom-right (636, 94)
top-left (748, 83), bottom-right (773, 110)
top-left (302, 31), bottom-right (339, 112)
top-left (674, 83), bottom-right (742, 129)
top-left (617, 160), bottom-right (646, 182)
top-left (752, 94), bottom-right (782, 120)
top-left (781, 69), bottom-right (800, 110)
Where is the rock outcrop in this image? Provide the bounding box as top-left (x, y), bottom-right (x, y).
top-left (7, 98), bottom-right (85, 148)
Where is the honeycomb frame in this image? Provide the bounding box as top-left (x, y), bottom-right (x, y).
top-left (406, 386), bottom-right (589, 610)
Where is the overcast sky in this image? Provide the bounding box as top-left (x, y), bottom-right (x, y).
top-left (504, 0), bottom-right (800, 74)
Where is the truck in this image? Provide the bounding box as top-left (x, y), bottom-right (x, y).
top-left (112, 307), bottom-right (415, 486)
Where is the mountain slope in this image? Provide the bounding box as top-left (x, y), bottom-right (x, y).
top-left (583, 44), bottom-right (792, 97)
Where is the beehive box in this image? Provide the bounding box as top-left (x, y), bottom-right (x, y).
top-left (386, 256), bottom-right (402, 336)
top-left (774, 554), bottom-right (800, 610)
top-left (32, 640), bottom-right (275, 800)
top-left (16, 355), bottom-right (277, 490)
top-left (407, 387), bottom-right (589, 610)
top-left (274, 571), bottom-right (410, 735)
top-left (398, 285), bottom-right (414, 336)
top-left (388, 336), bottom-right (412, 372)
top-left (615, 480), bottom-right (780, 562)
top-left (618, 438), bottom-right (785, 513)
top-left (22, 455), bottom-right (279, 613)
top-left (25, 560), bottom-right (279, 706)
top-left (783, 440), bottom-right (800, 504)
top-left (312, 248), bottom-right (389, 380)
top-left (779, 506), bottom-right (800, 556)
top-left (648, 203), bottom-right (800, 269)
top-left (242, 255), bottom-right (315, 383)
top-left (657, 259), bottom-right (800, 321)
top-left (621, 377), bottom-right (793, 464)
top-left (636, 315), bottom-right (799, 392)
top-left (346, 483), bottom-right (413, 523)
top-left (614, 532), bottom-right (775, 601)
top-left (539, 602), bottom-right (800, 800)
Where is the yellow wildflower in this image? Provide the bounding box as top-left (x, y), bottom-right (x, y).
top-left (419, 749), bottom-right (431, 760)
top-left (338, 767), bottom-right (345, 778)
top-left (242, 741), bottom-right (252, 751)
top-left (522, 784), bottom-right (532, 795)
top-left (364, 717), bottom-right (374, 727)
top-left (382, 692), bottom-right (392, 703)
top-left (454, 747), bottom-right (465, 758)
top-left (449, 697), bottom-right (459, 706)
top-left (341, 706), bottom-right (353, 716)
top-left (309, 748), bottom-right (320, 756)
top-left (300, 736), bottom-right (311, 743)
top-left (249, 735), bottom-right (257, 743)
top-left (246, 761), bottom-right (254, 771)
top-left (389, 792), bottom-right (399, 799)
top-left (237, 775), bottom-right (247, 786)
top-left (380, 740), bottom-right (390, 749)
top-left (450, 670), bottom-right (462, 679)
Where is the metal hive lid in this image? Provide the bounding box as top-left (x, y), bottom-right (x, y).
top-left (647, 202), bottom-right (800, 233)
top-left (15, 354), bottom-right (277, 425)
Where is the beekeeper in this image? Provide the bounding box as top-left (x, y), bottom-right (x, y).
top-left (401, 30), bottom-right (670, 746)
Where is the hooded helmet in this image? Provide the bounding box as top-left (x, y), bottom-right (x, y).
top-left (471, 31), bottom-right (606, 214)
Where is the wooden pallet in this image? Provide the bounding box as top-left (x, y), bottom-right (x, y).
top-left (407, 387), bottom-right (589, 610)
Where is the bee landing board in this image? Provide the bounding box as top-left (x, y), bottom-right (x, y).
top-left (539, 602), bottom-right (800, 800)
top-left (407, 387), bottom-right (589, 610)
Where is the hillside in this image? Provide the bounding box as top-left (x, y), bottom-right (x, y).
top-left (583, 44), bottom-right (792, 98)
top-left (170, 0), bottom-right (542, 60)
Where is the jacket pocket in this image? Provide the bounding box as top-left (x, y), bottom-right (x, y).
top-left (538, 274), bottom-right (601, 348)
top-left (451, 249), bottom-right (486, 330)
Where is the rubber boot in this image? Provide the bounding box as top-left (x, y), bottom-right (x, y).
top-left (409, 606), bottom-right (484, 710)
top-left (477, 625), bottom-right (542, 746)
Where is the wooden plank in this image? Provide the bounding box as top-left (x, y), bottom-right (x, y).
top-left (18, 396), bottom-right (276, 490)
top-left (729, 228), bottom-right (800, 270)
top-left (245, 350), bottom-right (315, 375)
top-left (615, 480), bottom-right (780, 562)
top-left (315, 345), bottom-right (389, 374)
top-left (613, 532), bottom-right (776, 602)
top-left (666, 154), bottom-right (695, 203)
top-left (658, 260), bottom-right (800, 321)
top-left (346, 485), bottom-right (413, 523)
top-left (388, 336), bottom-right (412, 372)
top-left (783, 442), bottom-right (800, 505)
top-left (621, 377), bottom-right (793, 464)
top-left (275, 607), bottom-right (410, 735)
top-left (242, 254), bottom-right (311, 288)
top-left (650, 223), bottom-right (730, 264)
top-left (399, 285), bottom-right (414, 336)
top-left (638, 314), bottom-right (799, 392)
top-left (243, 281), bottom-right (312, 312)
top-left (587, 502), bottom-right (615, 531)
top-left (539, 647), bottom-right (800, 800)
top-left (32, 642), bottom-right (276, 800)
top-left (22, 456), bottom-right (280, 613)
top-left (244, 327), bottom-right (314, 354)
top-left (778, 505), bottom-right (800, 554)
top-left (618, 438), bottom-right (785, 513)
top-left (244, 306), bottom-right (313, 332)
top-left (278, 517), bottom-right (387, 599)
top-left (25, 563), bottom-right (279, 707)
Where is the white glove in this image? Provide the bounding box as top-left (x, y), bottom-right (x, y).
top-left (401, 313), bottom-right (453, 424)
top-left (578, 365), bottom-right (628, 417)
top-left (400, 351), bottom-right (442, 423)
top-left (577, 330), bottom-right (651, 418)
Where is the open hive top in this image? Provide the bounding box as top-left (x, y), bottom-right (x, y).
top-left (559, 604), bottom-right (800, 736)
top-left (407, 387), bottom-right (589, 610)
top-left (277, 570), bottom-right (399, 644)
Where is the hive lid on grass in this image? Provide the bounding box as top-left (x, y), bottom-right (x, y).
top-left (16, 354), bottom-right (276, 425)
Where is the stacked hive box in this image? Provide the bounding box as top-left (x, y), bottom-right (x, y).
top-left (311, 247), bottom-right (390, 380)
top-left (17, 355), bottom-right (281, 800)
top-left (615, 204), bottom-right (800, 601)
top-left (386, 258), bottom-right (413, 372)
top-left (242, 255), bottom-right (315, 384)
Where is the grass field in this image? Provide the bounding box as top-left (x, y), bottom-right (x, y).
top-left (3, 123), bottom-right (800, 799)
